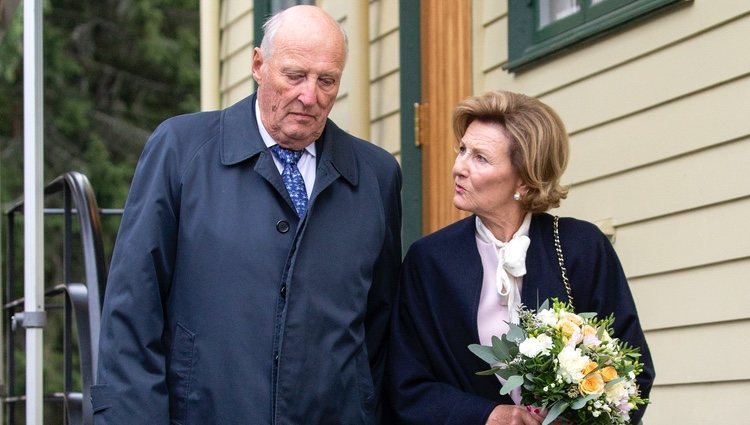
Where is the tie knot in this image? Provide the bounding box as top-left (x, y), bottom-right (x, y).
top-left (271, 145), bottom-right (303, 165)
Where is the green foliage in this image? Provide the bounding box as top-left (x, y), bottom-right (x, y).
top-left (1, 0), bottom-right (200, 204)
top-left (0, 0), bottom-right (199, 420)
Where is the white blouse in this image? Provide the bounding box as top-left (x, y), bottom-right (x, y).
top-left (475, 213), bottom-right (532, 405)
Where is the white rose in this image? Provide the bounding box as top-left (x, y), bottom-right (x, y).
top-left (556, 346), bottom-right (589, 383)
top-left (605, 381), bottom-right (628, 405)
top-left (536, 308), bottom-right (558, 327)
top-left (519, 334), bottom-right (554, 358)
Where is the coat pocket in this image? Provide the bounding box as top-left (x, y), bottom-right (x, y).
top-left (168, 322), bottom-right (196, 423)
top-left (90, 383), bottom-right (111, 414)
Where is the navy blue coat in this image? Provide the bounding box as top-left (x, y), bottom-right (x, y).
top-left (93, 94), bottom-right (402, 425)
top-left (387, 214), bottom-right (654, 425)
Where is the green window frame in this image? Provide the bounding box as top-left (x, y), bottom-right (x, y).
top-left (506, 0), bottom-right (687, 72)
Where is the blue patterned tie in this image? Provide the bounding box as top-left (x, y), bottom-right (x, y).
top-left (271, 145), bottom-right (308, 217)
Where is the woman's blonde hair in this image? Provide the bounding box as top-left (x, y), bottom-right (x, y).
top-left (452, 90), bottom-right (569, 212)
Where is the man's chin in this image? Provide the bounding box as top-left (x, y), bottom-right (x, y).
top-left (277, 132), bottom-right (321, 150)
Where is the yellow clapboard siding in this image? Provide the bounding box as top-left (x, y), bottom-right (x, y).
top-left (613, 198), bottom-right (750, 278)
top-left (222, 79), bottom-right (253, 107)
top-left (221, 0), bottom-right (252, 28)
top-left (564, 76), bottom-right (750, 184)
top-left (646, 380), bottom-right (750, 425)
top-left (370, 71), bottom-right (400, 120)
top-left (370, 112), bottom-right (400, 155)
top-left (542, 15), bottom-right (750, 133)
top-left (631, 258), bottom-right (750, 331)
top-left (645, 320), bottom-right (750, 385)
top-left (558, 136), bottom-right (750, 225)
top-left (220, 48), bottom-right (252, 92)
top-left (479, 1), bottom-right (750, 98)
top-left (220, 11), bottom-right (253, 59)
top-left (369, 0), bottom-right (399, 41)
top-left (316, 0), bottom-right (347, 21)
top-left (370, 29), bottom-right (400, 79)
top-left (478, 0), bottom-right (506, 26)
top-left (329, 93), bottom-right (351, 132)
top-left (478, 16), bottom-right (507, 80)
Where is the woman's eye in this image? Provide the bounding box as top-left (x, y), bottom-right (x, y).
top-left (476, 155), bottom-right (487, 163)
top-left (458, 146), bottom-right (467, 154)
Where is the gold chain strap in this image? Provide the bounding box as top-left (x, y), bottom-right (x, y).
top-left (553, 215), bottom-right (574, 309)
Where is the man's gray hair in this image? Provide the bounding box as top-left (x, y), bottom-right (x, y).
top-left (259, 7), bottom-right (349, 60)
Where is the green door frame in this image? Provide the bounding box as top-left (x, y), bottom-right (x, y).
top-left (399, 0), bottom-right (422, 252)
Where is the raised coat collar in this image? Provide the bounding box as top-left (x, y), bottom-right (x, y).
top-left (219, 93), bottom-right (358, 187)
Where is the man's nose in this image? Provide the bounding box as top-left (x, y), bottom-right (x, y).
top-left (297, 78), bottom-right (318, 106)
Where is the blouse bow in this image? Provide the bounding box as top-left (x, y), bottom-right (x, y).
top-left (475, 213), bottom-right (532, 324)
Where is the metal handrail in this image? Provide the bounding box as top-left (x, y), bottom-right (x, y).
top-left (3, 171), bottom-right (112, 425)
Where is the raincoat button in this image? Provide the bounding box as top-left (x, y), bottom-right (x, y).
top-left (276, 220), bottom-right (290, 233)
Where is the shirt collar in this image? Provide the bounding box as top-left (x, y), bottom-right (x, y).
top-left (255, 99), bottom-right (316, 158)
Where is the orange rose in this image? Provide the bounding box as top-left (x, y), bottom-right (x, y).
top-left (578, 373), bottom-right (605, 395)
top-left (581, 361), bottom-right (598, 376)
top-left (600, 366), bottom-right (618, 382)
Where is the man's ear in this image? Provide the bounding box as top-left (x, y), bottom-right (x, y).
top-left (251, 47), bottom-right (263, 83)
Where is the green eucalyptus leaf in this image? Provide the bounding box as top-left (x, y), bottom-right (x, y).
top-left (506, 322), bottom-right (526, 343)
top-left (493, 367), bottom-right (517, 380)
top-left (491, 336), bottom-right (512, 362)
top-left (539, 298), bottom-right (550, 311)
top-left (468, 344), bottom-right (499, 365)
top-left (542, 400), bottom-right (569, 425)
top-left (571, 393), bottom-right (598, 409)
top-left (605, 376), bottom-right (626, 388)
top-left (499, 375), bottom-right (524, 395)
top-left (476, 367), bottom-right (502, 376)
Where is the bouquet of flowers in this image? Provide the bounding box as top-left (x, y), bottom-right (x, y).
top-left (469, 298), bottom-right (648, 424)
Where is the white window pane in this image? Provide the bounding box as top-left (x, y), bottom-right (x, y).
top-left (538, 0), bottom-right (581, 28)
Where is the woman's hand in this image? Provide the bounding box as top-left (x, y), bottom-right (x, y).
top-left (485, 405), bottom-right (568, 425)
top-left (485, 405), bottom-right (545, 425)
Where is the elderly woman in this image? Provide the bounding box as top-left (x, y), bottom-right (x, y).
top-left (387, 91), bottom-right (654, 425)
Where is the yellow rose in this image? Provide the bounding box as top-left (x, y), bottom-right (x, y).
top-left (581, 361), bottom-right (598, 376)
top-left (562, 312), bottom-right (584, 326)
top-left (556, 319), bottom-right (580, 338)
top-left (578, 373), bottom-right (605, 396)
top-left (600, 366), bottom-right (618, 382)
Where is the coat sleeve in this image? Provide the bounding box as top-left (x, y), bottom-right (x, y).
top-left (366, 159), bottom-right (403, 420)
top-left (92, 122), bottom-right (182, 424)
top-left (568, 221), bottom-right (655, 425)
top-left (386, 249), bottom-right (498, 425)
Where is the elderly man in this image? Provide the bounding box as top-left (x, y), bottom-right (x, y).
top-left (92, 5), bottom-right (401, 424)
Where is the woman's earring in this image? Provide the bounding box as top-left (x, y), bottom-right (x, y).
top-left (513, 192), bottom-right (522, 201)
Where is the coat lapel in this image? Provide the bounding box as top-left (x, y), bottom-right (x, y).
top-left (310, 121), bottom-right (358, 203)
top-left (447, 217), bottom-right (485, 342)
